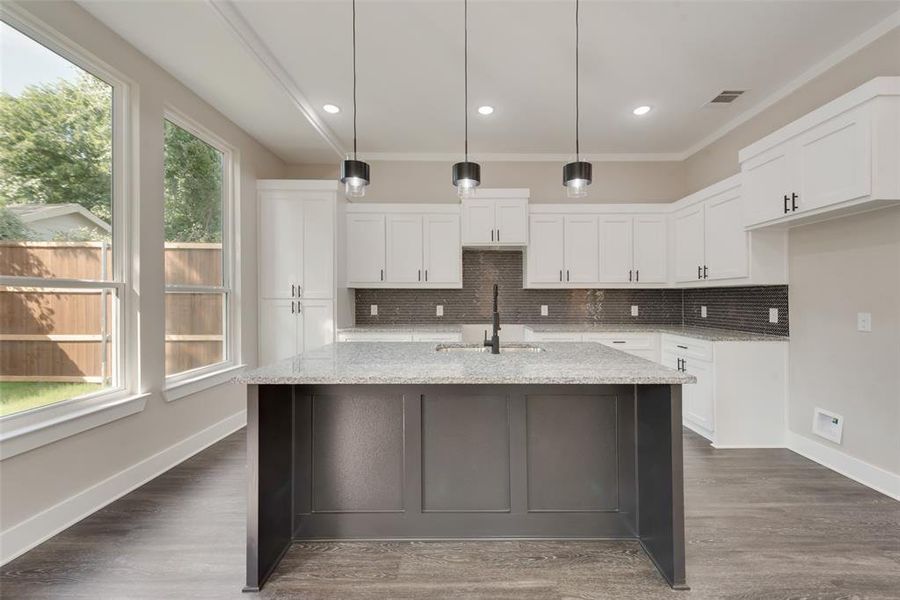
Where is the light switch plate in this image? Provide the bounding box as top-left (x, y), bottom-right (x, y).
top-left (436, 305), bottom-right (444, 317)
top-left (701, 306), bottom-right (707, 318)
top-left (857, 312), bottom-right (872, 332)
top-left (540, 305), bottom-right (549, 316)
top-left (631, 305), bottom-right (639, 317)
top-left (370, 304), bottom-right (378, 316)
top-left (769, 308), bottom-right (778, 323)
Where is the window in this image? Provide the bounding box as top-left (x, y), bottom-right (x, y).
top-left (163, 116), bottom-right (234, 381)
top-left (0, 20), bottom-right (126, 417)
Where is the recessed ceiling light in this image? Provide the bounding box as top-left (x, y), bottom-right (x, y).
top-left (632, 105), bottom-right (652, 116)
top-left (323, 104), bottom-right (341, 114)
top-left (477, 105), bottom-right (494, 115)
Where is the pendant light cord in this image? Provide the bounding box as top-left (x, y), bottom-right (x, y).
top-left (352, 0), bottom-right (358, 159)
top-left (574, 0), bottom-right (580, 161)
top-left (464, 0), bottom-right (469, 162)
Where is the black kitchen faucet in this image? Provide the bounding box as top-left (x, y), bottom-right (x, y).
top-left (484, 283), bottom-right (501, 354)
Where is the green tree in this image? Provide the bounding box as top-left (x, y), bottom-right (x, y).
top-left (0, 74), bottom-right (112, 219)
top-left (164, 121), bottom-right (223, 243)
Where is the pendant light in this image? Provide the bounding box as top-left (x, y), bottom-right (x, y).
top-left (340, 0), bottom-right (370, 198)
top-left (563, 0), bottom-right (591, 198)
top-left (452, 0), bottom-right (481, 199)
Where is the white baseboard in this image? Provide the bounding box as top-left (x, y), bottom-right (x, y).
top-left (711, 443), bottom-right (786, 449)
top-left (786, 431), bottom-right (900, 501)
top-left (682, 419), bottom-right (714, 442)
top-left (0, 410), bottom-right (247, 565)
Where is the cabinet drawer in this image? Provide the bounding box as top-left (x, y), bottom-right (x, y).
top-left (412, 332), bottom-right (463, 342)
top-left (582, 333), bottom-right (657, 350)
top-left (661, 334), bottom-right (713, 361)
top-left (527, 331), bottom-right (584, 342)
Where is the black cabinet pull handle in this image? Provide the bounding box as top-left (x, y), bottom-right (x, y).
top-left (380, 268), bottom-right (384, 281)
top-left (425, 269), bottom-right (428, 282)
top-left (291, 300), bottom-right (295, 314)
top-left (784, 194), bottom-right (790, 214)
top-left (418, 269), bottom-right (421, 281)
top-left (703, 265), bottom-right (708, 279)
top-left (612, 340), bottom-right (626, 344)
top-left (559, 270), bottom-right (563, 282)
top-left (292, 284), bottom-right (295, 297)
top-left (636, 270), bottom-right (640, 282)
top-left (791, 192), bottom-right (798, 212)
top-left (677, 344), bottom-right (688, 349)
top-left (497, 229), bottom-right (500, 242)
top-left (491, 229), bottom-right (494, 242)
top-left (698, 265), bottom-right (702, 279)
top-left (629, 269), bottom-right (632, 282)
top-left (566, 269), bottom-right (570, 281)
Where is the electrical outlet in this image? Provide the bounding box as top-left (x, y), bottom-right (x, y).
top-left (769, 308), bottom-right (778, 323)
top-left (541, 305), bottom-right (549, 317)
top-left (701, 306), bottom-right (707, 318)
top-left (436, 305), bottom-right (444, 317)
top-left (631, 305), bottom-right (639, 317)
top-left (857, 312), bottom-right (872, 332)
top-left (370, 304), bottom-right (378, 316)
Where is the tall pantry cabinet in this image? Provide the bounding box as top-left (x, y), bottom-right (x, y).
top-left (257, 180), bottom-right (337, 366)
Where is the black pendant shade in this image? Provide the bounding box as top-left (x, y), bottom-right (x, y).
top-left (452, 161), bottom-right (481, 188)
top-left (563, 160), bottom-right (592, 186)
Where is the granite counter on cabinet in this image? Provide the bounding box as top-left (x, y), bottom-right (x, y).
top-left (239, 342), bottom-right (691, 593)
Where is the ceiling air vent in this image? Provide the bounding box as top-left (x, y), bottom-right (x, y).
top-left (708, 90), bottom-right (745, 105)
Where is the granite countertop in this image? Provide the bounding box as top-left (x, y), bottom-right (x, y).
top-left (338, 323), bottom-right (787, 342)
top-left (523, 324), bottom-right (788, 342)
top-left (237, 342), bottom-right (696, 386)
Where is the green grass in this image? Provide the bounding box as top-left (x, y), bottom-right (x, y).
top-left (0, 382), bottom-right (104, 416)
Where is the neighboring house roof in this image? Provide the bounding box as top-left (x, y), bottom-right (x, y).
top-left (7, 203), bottom-right (111, 233)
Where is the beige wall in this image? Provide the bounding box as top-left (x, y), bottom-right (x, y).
top-left (684, 28), bottom-right (900, 193)
top-left (286, 160), bottom-right (688, 204)
top-left (788, 207), bottom-right (900, 475)
top-left (0, 2), bottom-right (285, 531)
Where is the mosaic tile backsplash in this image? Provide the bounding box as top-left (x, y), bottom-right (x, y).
top-left (355, 250), bottom-right (789, 336)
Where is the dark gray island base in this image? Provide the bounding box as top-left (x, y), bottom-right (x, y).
top-left (238, 343), bottom-right (692, 592)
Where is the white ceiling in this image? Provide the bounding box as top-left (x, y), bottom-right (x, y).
top-left (79, 0), bottom-right (900, 164)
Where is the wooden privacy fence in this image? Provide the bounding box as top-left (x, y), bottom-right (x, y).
top-left (0, 241), bottom-right (223, 382)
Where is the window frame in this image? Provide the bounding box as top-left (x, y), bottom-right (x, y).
top-left (161, 108), bottom-right (242, 397)
top-left (0, 6), bottom-right (142, 459)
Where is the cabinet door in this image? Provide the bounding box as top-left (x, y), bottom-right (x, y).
top-left (564, 215), bottom-right (599, 283)
top-left (632, 216), bottom-right (668, 283)
top-left (423, 214), bottom-right (461, 284)
top-left (705, 189), bottom-right (748, 280)
top-left (527, 215), bottom-right (565, 283)
top-left (495, 199), bottom-right (528, 244)
top-left (258, 298), bottom-right (299, 365)
top-left (597, 216), bottom-right (633, 283)
top-left (797, 106), bottom-right (871, 212)
top-left (299, 299), bottom-right (334, 352)
top-left (672, 204), bottom-right (705, 283)
top-left (386, 214), bottom-right (424, 283)
top-left (682, 357), bottom-right (714, 434)
top-left (346, 214), bottom-right (385, 284)
top-left (742, 144), bottom-right (795, 226)
top-left (461, 199), bottom-right (495, 245)
top-left (301, 195), bottom-right (334, 299)
top-left (258, 192), bottom-right (303, 298)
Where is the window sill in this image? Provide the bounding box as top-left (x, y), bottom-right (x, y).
top-left (0, 391), bottom-right (150, 460)
top-left (163, 364), bottom-right (246, 403)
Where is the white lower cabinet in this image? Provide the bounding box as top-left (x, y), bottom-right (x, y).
top-left (259, 299), bottom-right (334, 365)
top-left (661, 334), bottom-right (787, 447)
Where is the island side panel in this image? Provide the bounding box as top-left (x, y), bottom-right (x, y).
top-left (636, 384), bottom-right (687, 590)
top-left (245, 384), bottom-right (294, 592)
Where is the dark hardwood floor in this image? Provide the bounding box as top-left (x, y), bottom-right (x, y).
top-left (2, 429), bottom-right (898, 599)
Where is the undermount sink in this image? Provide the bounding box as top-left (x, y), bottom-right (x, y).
top-left (435, 343), bottom-right (545, 353)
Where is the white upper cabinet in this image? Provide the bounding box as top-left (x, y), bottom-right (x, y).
top-left (423, 214), bottom-right (461, 284)
top-left (632, 216), bottom-right (668, 284)
top-left (347, 214), bottom-right (386, 285)
top-left (672, 204), bottom-right (705, 283)
top-left (300, 194), bottom-right (335, 299)
top-left (346, 206), bottom-right (461, 288)
top-left (597, 216), bottom-right (632, 283)
top-left (258, 191), bottom-right (304, 299)
top-left (386, 214), bottom-right (424, 283)
top-left (704, 188), bottom-right (748, 281)
top-left (741, 77), bottom-right (900, 229)
top-left (527, 215), bottom-right (565, 283)
top-left (564, 215), bottom-right (599, 283)
top-left (461, 189), bottom-right (529, 246)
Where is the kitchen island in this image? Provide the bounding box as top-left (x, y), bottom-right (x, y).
top-left (237, 342), bottom-right (695, 591)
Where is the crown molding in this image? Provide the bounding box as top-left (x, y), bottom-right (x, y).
top-left (359, 152), bottom-right (685, 163)
top-left (206, 0), bottom-right (346, 159)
